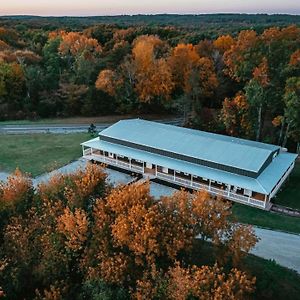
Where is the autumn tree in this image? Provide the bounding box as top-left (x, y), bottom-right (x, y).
top-left (245, 57), bottom-right (270, 141)
top-left (214, 35), bottom-right (235, 54)
top-left (166, 262), bottom-right (255, 300)
top-left (95, 69), bottom-right (118, 96)
top-left (0, 62), bottom-right (26, 119)
top-left (82, 182), bottom-right (257, 298)
top-left (221, 92), bottom-right (252, 137)
top-left (168, 43), bottom-right (218, 123)
top-left (132, 35), bottom-right (174, 102)
top-left (1, 164), bottom-right (107, 298)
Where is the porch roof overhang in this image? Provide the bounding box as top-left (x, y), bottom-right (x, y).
top-left (81, 138), bottom-right (297, 195)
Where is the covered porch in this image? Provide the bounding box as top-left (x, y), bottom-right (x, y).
top-left (82, 145), bottom-right (269, 210)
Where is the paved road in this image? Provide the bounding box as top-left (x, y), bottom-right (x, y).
top-left (251, 227), bottom-right (300, 273)
top-left (0, 118), bottom-right (184, 134)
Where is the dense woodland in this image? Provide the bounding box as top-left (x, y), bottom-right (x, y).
top-left (0, 165), bottom-right (278, 299)
top-left (0, 15), bottom-right (299, 150)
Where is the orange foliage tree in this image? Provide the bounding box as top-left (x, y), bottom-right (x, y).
top-left (0, 164), bottom-right (257, 299)
top-left (82, 181), bottom-right (257, 297)
top-left (132, 35), bottom-right (174, 102)
top-left (221, 92), bottom-right (252, 137)
top-left (166, 262), bottom-right (255, 300)
top-left (95, 69), bottom-right (118, 96)
top-left (214, 35), bottom-right (235, 53)
top-left (168, 43), bottom-right (218, 121)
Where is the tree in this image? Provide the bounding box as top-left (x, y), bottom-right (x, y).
top-left (56, 82), bottom-right (89, 116)
top-left (0, 62), bottom-right (26, 119)
top-left (245, 58), bottom-right (270, 141)
top-left (166, 262), bottom-right (255, 300)
top-left (95, 69), bottom-right (118, 96)
top-left (168, 44), bottom-right (218, 123)
top-left (132, 35), bottom-right (174, 102)
top-left (214, 35), bottom-right (235, 54)
top-left (282, 77), bottom-right (300, 151)
top-left (221, 92), bottom-right (252, 137)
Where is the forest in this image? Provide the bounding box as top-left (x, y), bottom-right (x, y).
top-left (1, 165), bottom-right (299, 300)
top-left (0, 15), bottom-right (299, 150)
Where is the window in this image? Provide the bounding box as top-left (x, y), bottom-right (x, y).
top-left (162, 167), bottom-right (168, 173)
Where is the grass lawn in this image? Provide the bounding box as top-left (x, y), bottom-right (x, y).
top-left (232, 203), bottom-right (300, 234)
top-left (272, 162), bottom-right (300, 210)
top-left (0, 133), bottom-right (90, 177)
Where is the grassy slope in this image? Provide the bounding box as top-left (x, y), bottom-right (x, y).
top-left (0, 133), bottom-right (89, 176)
top-left (232, 162), bottom-right (300, 234)
top-left (232, 203), bottom-right (300, 234)
top-left (273, 162), bottom-right (300, 210)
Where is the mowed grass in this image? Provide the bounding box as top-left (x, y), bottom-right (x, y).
top-left (0, 133), bottom-right (89, 176)
top-left (232, 162), bottom-right (300, 234)
top-left (273, 162), bottom-right (300, 210)
top-left (232, 203), bottom-right (300, 234)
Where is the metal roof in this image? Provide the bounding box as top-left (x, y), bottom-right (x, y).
top-left (81, 138), bottom-right (297, 194)
top-left (99, 119), bottom-right (280, 173)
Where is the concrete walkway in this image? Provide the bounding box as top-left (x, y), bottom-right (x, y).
top-left (252, 227), bottom-right (300, 273)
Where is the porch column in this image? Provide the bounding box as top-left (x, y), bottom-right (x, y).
top-left (173, 170), bottom-right (176, 181)
top-left (191, 175), bottom-right (193, 187)
top-left (264, 194), bottom-right (267, 208)
top-left (129, 158), bottom-right (132, 169)
top-left (155, 165), bottom-right (157, 176)
top-left (208, 179), bottom-right (211, 191)
top-left (91, 148), bottom-right (93, 155)
top-left (143, 162), bottom-right (145, 173)
top-left (227, 185), bottom-right (231, 196)
top-left (116, 155), bottom-right (118, 165)
top-left (82, 145), bottom-right (84, 156)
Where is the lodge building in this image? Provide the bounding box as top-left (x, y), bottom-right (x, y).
top-left (81, 119), bottom-right (298, 210)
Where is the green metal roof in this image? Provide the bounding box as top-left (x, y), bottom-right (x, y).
top-left (99, 119), bottom-right (280, 174)
top-left (81, 138), bottom-right (297, 194)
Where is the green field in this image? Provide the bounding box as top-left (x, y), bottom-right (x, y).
top-left (273, 163), bottom-right (300, 210)
top-left (232, 203), bottom-right (300, 234)
top-left (0, 133), bottom-right (89, 176)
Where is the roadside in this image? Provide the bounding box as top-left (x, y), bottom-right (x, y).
top-left (0, 115), bottom-right (183, 134)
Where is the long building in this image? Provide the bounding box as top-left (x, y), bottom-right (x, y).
top-left (81, 119), bottom-right (298, 210)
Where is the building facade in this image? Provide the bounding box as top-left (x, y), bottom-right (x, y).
top-left (81, 119), bottom-right (298, 210)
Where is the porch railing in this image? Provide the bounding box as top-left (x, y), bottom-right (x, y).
top-left (83, 151), bottom-right (144, 173)
top-left (83, 148), bottom-right (266, 209)
top-left (156, 171), bottom-right (265, 209)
